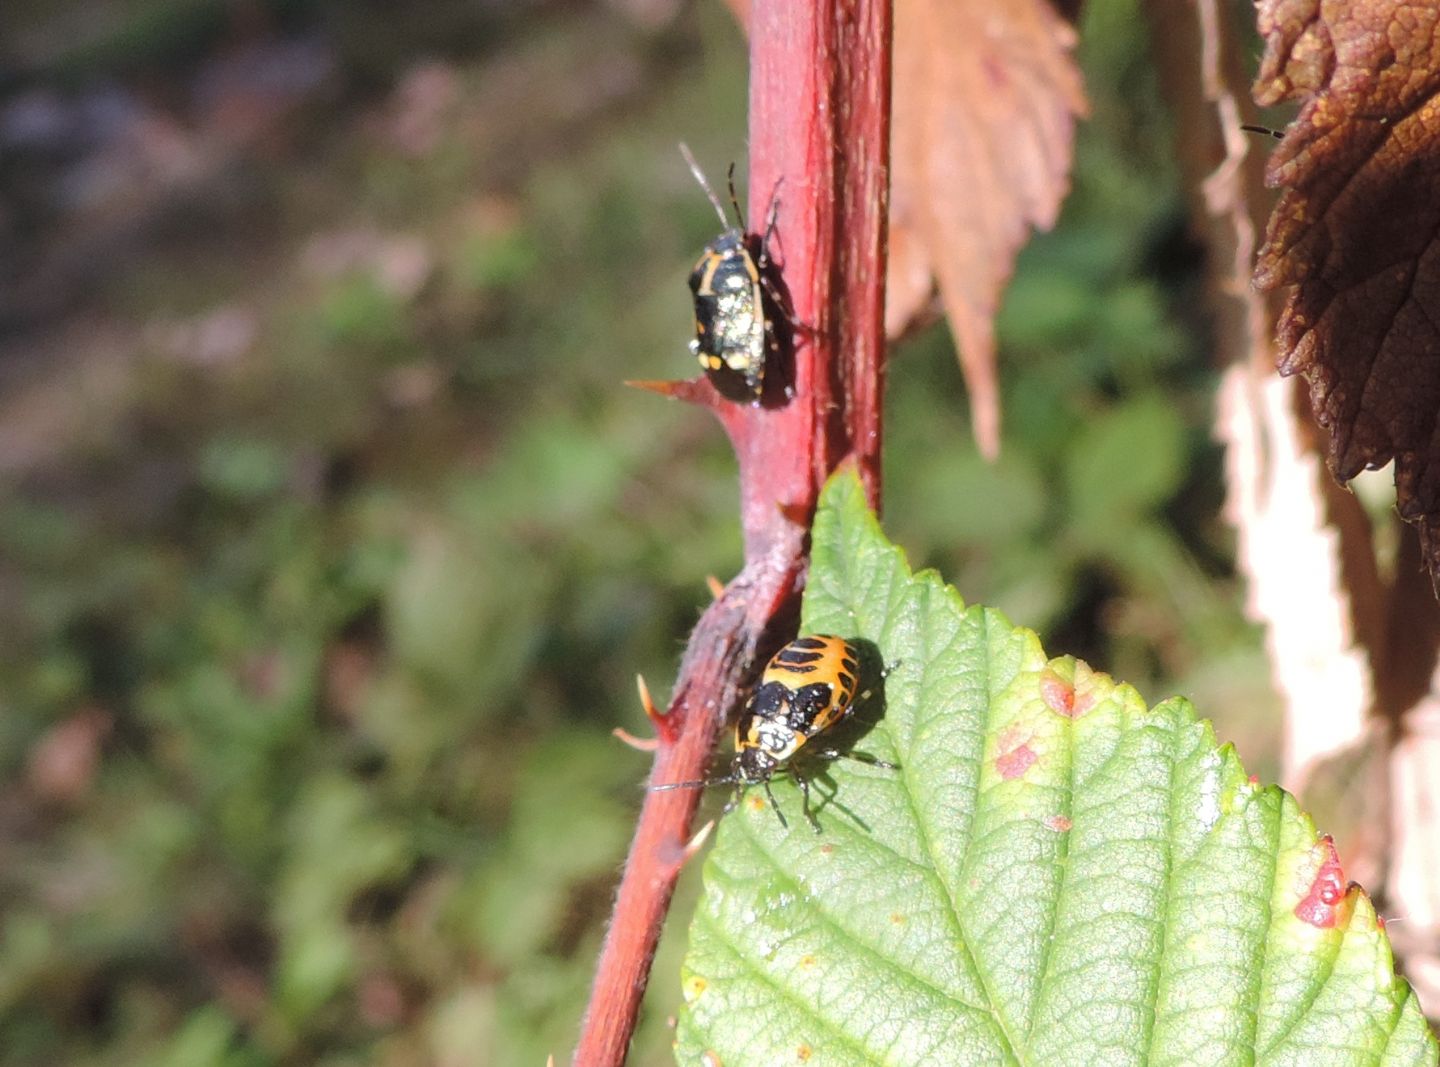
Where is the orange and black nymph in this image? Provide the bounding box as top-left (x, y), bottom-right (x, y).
top-left (652, 635), bottom-right (897, 832)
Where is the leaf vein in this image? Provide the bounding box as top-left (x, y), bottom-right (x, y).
top-left (694, 906), bottom-right (880, 1064)
top-left (895, 606), bottom-right (1026, 1060)
top-left (1138, 715), bottom-right (1183, 1063)
top-left (737, 815), bottom-right (995, 1020)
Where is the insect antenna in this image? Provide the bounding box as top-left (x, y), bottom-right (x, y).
top-left (1240, 123), bottom-right (1284, 140)
top-left (649, 772), bottom-right (738, 792)
top-left (725, 162), bottom-right (747, 232)
top-left (679, 142), bottom-right (731, 230)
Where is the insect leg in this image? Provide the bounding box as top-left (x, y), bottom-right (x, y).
top-left (757, 179), bottom-right (783, 270)
top-left (850, 659), bottom-right (903, 712)
top-left (757, 274), bottom-right (810, 337)
top-left (762, 778), bottom-right (788, 830)
top-left (813, 748), bottom-right (899, 771)
top-left (865, 659), bottom-right (902, 694)
top-left (796, 775), bottom-right (822, 834)
top-left (721, 783), bottom-right (743, 818)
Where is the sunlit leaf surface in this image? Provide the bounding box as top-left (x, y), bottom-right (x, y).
top-left (676, 471), bottom-right (1435, 1066)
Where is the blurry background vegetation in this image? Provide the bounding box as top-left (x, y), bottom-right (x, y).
top-left (0, 0), bottom-right (1279, 1063)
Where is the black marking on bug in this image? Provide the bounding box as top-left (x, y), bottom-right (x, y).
top-left (680, 143), bottom-right (794, 405)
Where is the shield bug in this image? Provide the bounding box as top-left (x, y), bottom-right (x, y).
top-left (652, 635), bottom-right (897, 832)
top-left (680, 143), bottom-right (790, 404)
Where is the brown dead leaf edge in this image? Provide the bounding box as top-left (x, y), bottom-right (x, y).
top-left (886, 0), bottom-right (1085, 458)
top-left (1252, 0), bottom-right (1440, 590)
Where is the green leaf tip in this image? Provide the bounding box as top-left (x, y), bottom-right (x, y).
top-left (676, 468), bottom-right (1436, 1066)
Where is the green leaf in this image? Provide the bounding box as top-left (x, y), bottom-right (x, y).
top-left (197, 437), bottom-right (291, 500)
top-left (675, 469), bottom-right (1435, 1066)
top-left (1064, 394), bottom-right (1186, 541)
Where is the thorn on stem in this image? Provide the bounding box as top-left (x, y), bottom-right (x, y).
top-left (612, 726), bottom-right (658, 752)
top-left (654, 819), bottom-right (715, 874)
top-left (777, 500), bottom-right (810, 526)
top-left (624, 377), bottom-right (723, 409)
top-left (632, 673), bottom-right (681, 745)
top-left (637, 674), bottom-right (661, 722)
top-left (683, 819), bottom-right (715, 861)
top-left (625, 377), bottom-right (686, 397)
top-left (705, 575), bottom-right (726, 600)
top-left (612, 675), bottom-right (673, 750)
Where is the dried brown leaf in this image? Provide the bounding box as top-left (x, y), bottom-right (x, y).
top-left (887, 0), bottom-right (1085, 457)
top-left (1252, 0), bottom-right (1440, 588)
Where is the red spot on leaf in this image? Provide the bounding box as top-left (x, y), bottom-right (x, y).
top-left (1043, 814), bottom-right (1072, 832)
top-left (1040, 670), bottom-right (1076, 717)
top-left (996, 741), bottom-right (1037, 780)
top-left (1248, 774), bottom-right (1259, 785)
top-left (1294, 835), bottom-right (1348, 928)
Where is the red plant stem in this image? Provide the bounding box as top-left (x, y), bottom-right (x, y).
top-left (572, 2), bottom-right (891, 1063)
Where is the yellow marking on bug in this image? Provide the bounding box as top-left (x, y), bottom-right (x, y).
top-left (696, 254), bottom-right (721, 296)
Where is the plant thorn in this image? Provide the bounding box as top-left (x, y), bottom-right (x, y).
top-left (612, 726), bottom-right (658, 752)
top-left (636, 673), bottom-right (663, 724)
top-left (683, 819), bottom-right (715, 861)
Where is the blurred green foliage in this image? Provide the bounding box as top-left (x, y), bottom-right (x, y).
top-left (0, 0), bottom-right (1279, 1064)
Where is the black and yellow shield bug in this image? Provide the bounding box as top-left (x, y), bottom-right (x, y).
top-left (652, 635), bottom-right (897, 832)
top-left (680, 143), bottom-right (788, 404)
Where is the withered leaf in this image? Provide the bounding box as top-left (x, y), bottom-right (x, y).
top-left (888, 0), bottom-right (1086, 457)
top-left (1252, 0), bottom-right (1440, 587)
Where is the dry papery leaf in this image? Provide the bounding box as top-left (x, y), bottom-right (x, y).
top-left (1252, 0), bottom-right (1440, 591)
top-left (887, 0), bottom-right (1086, 458)
top-left (1218, 367), bottom-right (1371, 776)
